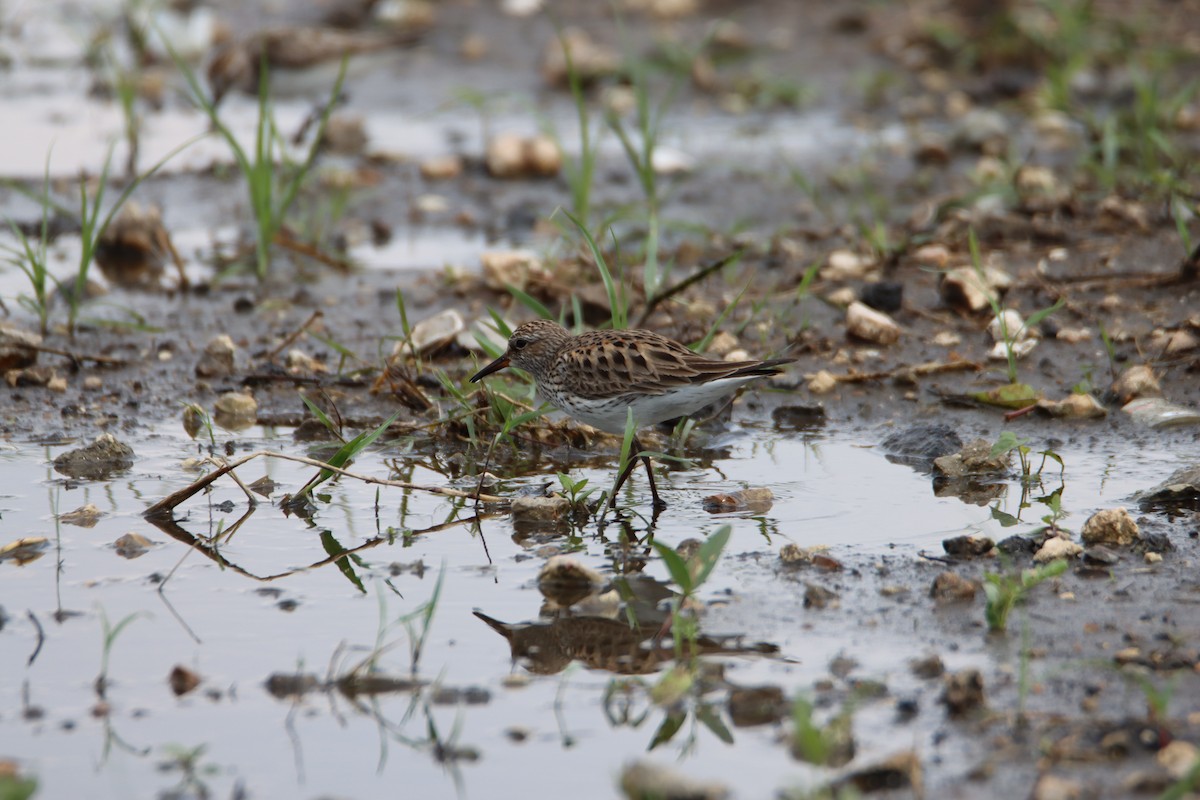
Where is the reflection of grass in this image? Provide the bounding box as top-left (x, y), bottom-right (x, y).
top-left (95, 607), bottom-right (144, 699)
top-left (982, 558), bottom-right (1068, 633)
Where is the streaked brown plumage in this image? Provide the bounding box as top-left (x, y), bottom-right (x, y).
top-left (470, 320), bottom-right (792, 508)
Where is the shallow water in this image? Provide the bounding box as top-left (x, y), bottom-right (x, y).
top-left (0, 418), bottom-right (1181, 798)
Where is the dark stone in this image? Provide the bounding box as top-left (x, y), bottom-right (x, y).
top-left (881, 424), bottom-right (963, 468)
top-left (860, 281), bottom-right (904, 313)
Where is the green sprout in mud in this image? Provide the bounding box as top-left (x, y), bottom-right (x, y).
top-left (4, 136), bottom-right (192, 335)
top-left (556, 25), bottom-right (603, 228)
top-left (990, 431), bottom-right (1064, 486)
top-left (651, 524), bottom-right (731, 662)
top-left (968, 230), bottom-right (1064, 387)
top-left (556, 472), bottom-right (595, 508)
top-left (165, 38), bottom-right (346, 280)
top-left (296, 406), bottom-right (402, 499)
top-left (982, 558), bottom-right (1068, 633)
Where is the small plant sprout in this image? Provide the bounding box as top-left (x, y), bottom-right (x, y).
top-left (651, 524), bottom-right (732, 662)
top-left (982, 558), bottom-right (1068, 633)
top-left (990, 431), bottom-right (1065, 485)
top-left (556, 472), bottom-right (595, 508)
top-left (165, 35), bottom-right (347, 280)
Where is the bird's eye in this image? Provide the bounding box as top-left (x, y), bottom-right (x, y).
top-left (512, 338), bottom-right (529, 351)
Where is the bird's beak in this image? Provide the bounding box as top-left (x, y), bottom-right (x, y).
top-left (470, 354), bottom-right (510, 383)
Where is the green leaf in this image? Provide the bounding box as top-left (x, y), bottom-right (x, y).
top-left (974, 383), bottom-right (1041, 410)
top-left (505, 283), bottom-right (554, 320)
top-left (690, 525), bottom-right (731, 589)
top-left (989, 504), bottom-right (1022, 527)
top-left (652, 541), bottom-right (694, 595)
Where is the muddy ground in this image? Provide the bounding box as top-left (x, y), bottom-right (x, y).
top-left (3, 0), bottom-right (1200, 798)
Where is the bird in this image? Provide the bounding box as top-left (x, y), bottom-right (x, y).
top-left (469, 319), bottom-right (793, 509)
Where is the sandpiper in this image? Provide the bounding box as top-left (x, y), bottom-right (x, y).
top-left (469, 319), bottom-right (792, 509)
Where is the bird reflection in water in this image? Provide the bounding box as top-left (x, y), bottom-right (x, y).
top-left (474, 556), bottom-right (777, 676)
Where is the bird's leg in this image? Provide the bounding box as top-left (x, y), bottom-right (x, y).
top-left (641, 453), bottom-right (666, 510)
top-left (609, 444), bottom-right (640, 508)
top-left (609, 436), bottom-right (668, 510)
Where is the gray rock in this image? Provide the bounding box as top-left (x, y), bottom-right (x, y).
top-left (53, 434), bottom-right (135, 480)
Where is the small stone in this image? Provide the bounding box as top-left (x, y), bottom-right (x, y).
top-left (941, 265), bottom-right (1011, 313)
top-left (932, 330), bottom-right (961, 347)
top-left (501, 673), bottom-right (530, 689)
top-left (825, 287), bottom-right (857, 308)
top-left (83, 375), bottom-right (103, 391)
top-left (941, 669), bottom-right (985, 716)
top-left (1157, 740), bottom-right (1200, 779)
top-left (846, 301), bottom-right (900, 345)
top-left (94, 201), bottom-right (178, 289)
top-left (1144, 552), bottom-right (1163, 564)
top-left (53, 434), bottom-right (135, 480)
top-left (1031, 774), bottom-right (1083, 800)
top-left (419, 154), bottom-right (464, 180)
top-left (910, 654), bottom-right (944, 680)
top-left (705, 331), bottom-right (739, 357)
top-left (1150, 328), bottom-right (1200, 355)
top-left (504, 725), bottom-right (531, 742)
top-left (779, 543), bottom-right (811, 565)
top-left (834, 750), bottom-right (922, 795)
top-left (823, 249), bottom-right (873, 281)
top-left (1034, 535), bottom-right (1082, 563)
top-left (195, 334), bottom-right (236, 378)
top-left (619, 761), bottom-right (729, 800)
top-left (807, 370), bottom-right (838, 394)
top-left (942, 535), bottom-right (994, 558)
top-left (213, 391), bottom-right (257, 431)
top-left (1112, 365), bottom-right (1160, 402)
top-left (930, 571), bottom-right (978, 603)
top-left (933, 439), bottom-right (1009, 478)
top-left (480, 250), bottom-right (546, 292)
top-left (727, 685), bottom-right (786, 727)
top-left (1056, 327), bottom-right (1091, 343)
top-left (523, 134), bottom-right (561, 176)
top-left (804, 583), bottom-right (839, 609)
top-left (1082, 545), bottom-right (1119, 565)
top-left (702, 487), bottom-right (773, 514)
top-left (650, 147), bottom-right (694, 176)
top-left (113, 532), bottom-right (154, 559)
top-left (1080, 507), bottom-right (1139, 547)
top-left (860, 281), bottom-right (903, 313)
top-left (511, 495), bottom-right (571, 522)
top-left (486, 133), bottom-right (561, 178)
top-left (396, 309), bottom-right (465, 357)
top-left (321, 114), bottom-right (368, 155)
top-left (987, 309), bottom-right (1032, 343)
top-left (912, 244), bottom-right (950, 267)
top-left (169, 665), bottom-right (202, 696)
top-left (0, 323), bottom-right (41, 371)
top-left (59, 504), bottom-right (103, 528)
top-left (285, 349), bottom-right (327, 375)
top-left (1036, 393), bottom-right (1106, 419)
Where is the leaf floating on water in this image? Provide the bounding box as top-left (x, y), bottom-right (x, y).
top-left (971, 383), bottom-right (1041, 409)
